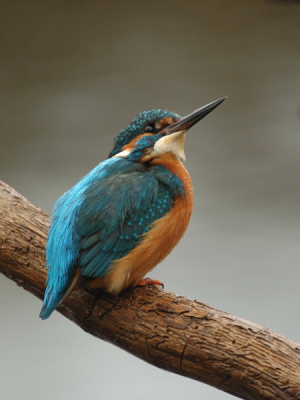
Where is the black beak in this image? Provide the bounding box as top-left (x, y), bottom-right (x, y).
top-left (163, 97), bottom-right (226, 135)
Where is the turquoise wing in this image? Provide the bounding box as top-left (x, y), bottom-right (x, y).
top-left (40, 158), bottom-right (183, 319)
top-left (76, 169), bottom-right (174, 278)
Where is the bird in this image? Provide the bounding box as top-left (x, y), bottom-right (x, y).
top-left (40, 97), bottom-right (225, 319)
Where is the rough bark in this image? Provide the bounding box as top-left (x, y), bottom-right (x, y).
top-left (0, 180), bottom-right (300, 400)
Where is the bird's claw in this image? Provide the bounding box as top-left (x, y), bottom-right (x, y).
top-left (135, 277), bottom-right (164, 289)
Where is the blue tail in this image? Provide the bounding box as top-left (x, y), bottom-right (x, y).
top-left (39, 289), bottom-right (67, 320)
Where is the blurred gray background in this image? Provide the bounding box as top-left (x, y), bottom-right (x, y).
top-left (1, 1), bottom-right (300, 399)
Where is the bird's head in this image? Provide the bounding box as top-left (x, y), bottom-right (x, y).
top-left (109, 109), bottom-right (180, 158)
top-left (111, 98), bottom-right (226, 164)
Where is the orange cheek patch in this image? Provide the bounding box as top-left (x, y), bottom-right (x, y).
top-left (162, 117), bottom-right (177, 125)
top-left (157, 117), bottom-right (179, 131)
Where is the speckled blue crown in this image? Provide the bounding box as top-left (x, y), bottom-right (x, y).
top-left (109, 109), bottom-right (180, 157)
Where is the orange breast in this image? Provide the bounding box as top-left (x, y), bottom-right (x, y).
top-left (87, 154), bottom-right (193, 294)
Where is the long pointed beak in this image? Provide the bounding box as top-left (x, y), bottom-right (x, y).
top-left (163, 97), bottom-right (226, 135)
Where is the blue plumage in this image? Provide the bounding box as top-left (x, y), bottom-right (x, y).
top-left (109, 109), bottom-right (180, 157)
top-left (41, 158), bottom-right (122, 319)
top-left (40, 156), bottom-right (184, 319)
top-left (40, 99), bottom-right (225, 319)
top-left (78, 177), bottom-right (178, 278)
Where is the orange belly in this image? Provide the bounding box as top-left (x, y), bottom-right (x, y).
top-left (86, 154), bottom-right (194, 294)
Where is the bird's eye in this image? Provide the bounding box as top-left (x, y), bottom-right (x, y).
top-left (144, 125), bottom-right (154, 133)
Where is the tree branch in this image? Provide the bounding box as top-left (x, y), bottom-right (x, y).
top-left (0, 180), bottom-right (300, 400)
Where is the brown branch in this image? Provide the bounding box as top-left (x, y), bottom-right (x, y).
top-left (0, 180), bottom-right (300, 400)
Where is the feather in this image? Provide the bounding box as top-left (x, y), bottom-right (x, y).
top-left (40, 153), bottom-right (186, 319)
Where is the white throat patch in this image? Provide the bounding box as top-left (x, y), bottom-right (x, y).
top-left (153, 130), bottom-right (187, 161)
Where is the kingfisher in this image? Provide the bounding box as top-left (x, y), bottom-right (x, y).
top-left (40, 98), bottom-right (225, 320)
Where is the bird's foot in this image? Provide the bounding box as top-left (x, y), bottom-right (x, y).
top-left (135, 277), bottom-right (164, 289)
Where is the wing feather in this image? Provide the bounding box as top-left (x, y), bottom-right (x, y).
top-left (77, 170), bottom-right (174, 278)
top-left (41, 157), bottom-right (180, 318)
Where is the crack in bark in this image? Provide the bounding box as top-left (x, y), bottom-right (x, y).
top-left (218, 367), bottom-right (232, 389)
top-left (83, 290), bottom-right (105, 320)
top-left (179, 341), bottom-right (188, 376)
